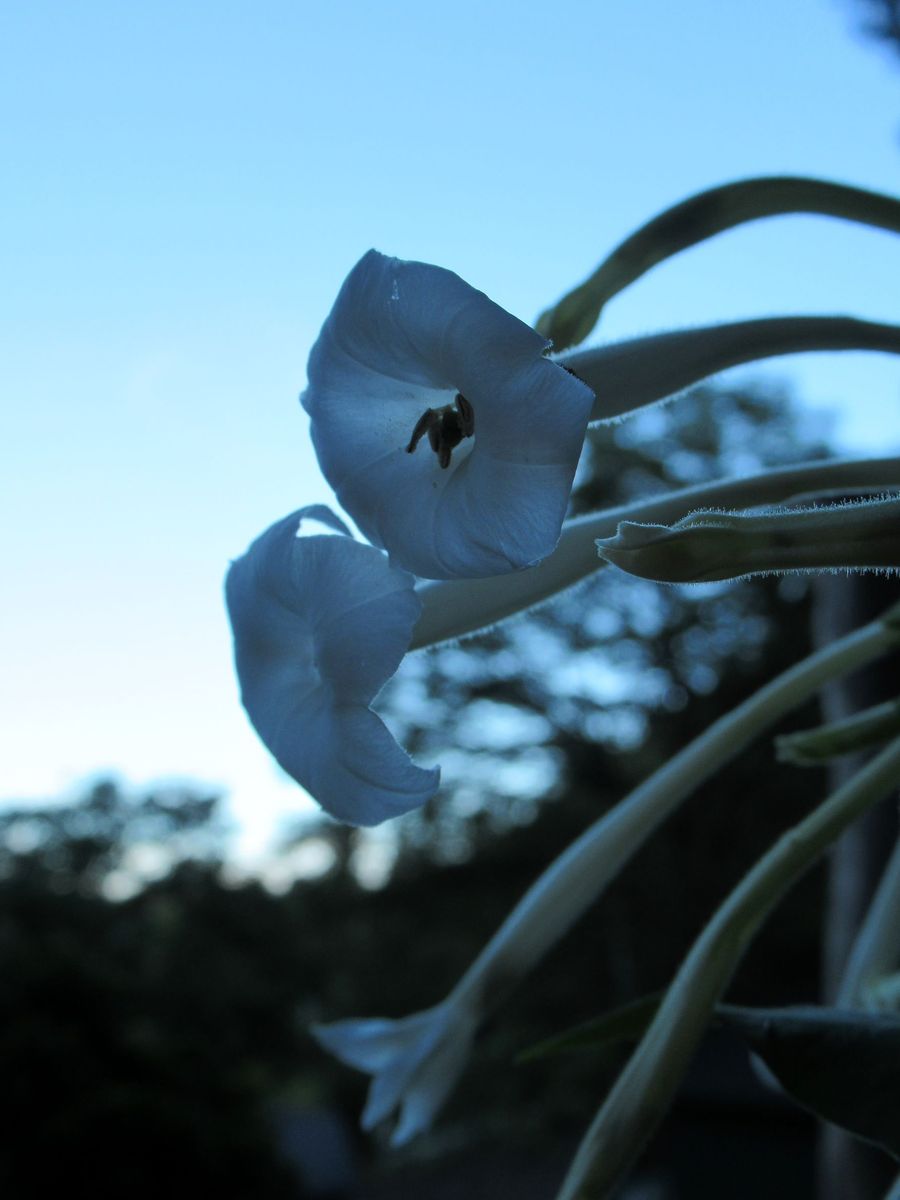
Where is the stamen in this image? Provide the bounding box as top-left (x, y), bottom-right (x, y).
top-left (405, 395), bottom-right (475, 469)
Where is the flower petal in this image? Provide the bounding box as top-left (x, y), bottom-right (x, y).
top-left (302, 250), bottom-right (594, 579)
top-left (304, 705), bottom-right (440, 825)
top-left (225, 508), bottom-right (439, 825)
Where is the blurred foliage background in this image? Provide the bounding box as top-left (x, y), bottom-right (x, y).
top-left (2, 382), bottom-right (861, 1197)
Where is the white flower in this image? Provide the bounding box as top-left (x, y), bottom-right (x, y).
top-left (301, 250), bottom-right (595, 581)
top-left (311, 1000), bottom-right (478, 1147)
top-left (225, 506), bottom-right (439, 825)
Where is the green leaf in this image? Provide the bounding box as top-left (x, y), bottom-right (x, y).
top-left (536, 177), bottom-right (900, 351)
top-left (776, 698), bottom-right (900, 765)
top-left (516, 992), bottom-right (661, 1063)
top-left (716, 1004), bottom-right (900, 1158)
top-left (596, 497), bottom-right (900, 584)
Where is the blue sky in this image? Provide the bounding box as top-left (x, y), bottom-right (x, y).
top-left (3, 0), bottom-right (899, 861)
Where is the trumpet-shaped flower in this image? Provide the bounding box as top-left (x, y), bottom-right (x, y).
top-left (311, 999), bottom-right (478, 1147)
top-left (301, 250), bottom-right (595, 580)
top-left (225, 506), bottom-right (439, 825)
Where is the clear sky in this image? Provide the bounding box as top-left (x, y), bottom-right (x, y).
top-left (3, 0), bottom-right (900, 862)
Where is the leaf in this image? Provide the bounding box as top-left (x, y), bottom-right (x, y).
top-left (776, 699), bottom-right (900, 765)
top-left (516, 992), bottom-right (661, 1063)
top-left (596, 496), bottom-right (900, 584)
top-left (536, 177), bottom-right (900, 351)
top-left (715, 1004), bottom-right (900, 1158)
top-left (521, 996), bottom-right (900, 1159)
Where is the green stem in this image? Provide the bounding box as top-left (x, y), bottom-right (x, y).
top-left (556, 735), bottom-right (900, 1200)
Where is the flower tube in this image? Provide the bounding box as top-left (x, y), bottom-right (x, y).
top-left (560, 316), bottom-right (900, 424)
top-left (412, 456), bottom-right (900, 647)
top-left (536, 176), bottom-right (900, 350)
top-left (557, 735), bottom-right (900, 1200)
